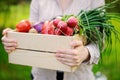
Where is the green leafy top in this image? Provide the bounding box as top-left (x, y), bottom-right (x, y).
top-left (62, 0), bottom-right (120, 54)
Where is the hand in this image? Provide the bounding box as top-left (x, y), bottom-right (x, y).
top-left (55, 40), bottom-right (90, 67)
top-left (1, 28), bottom-right (17, 53)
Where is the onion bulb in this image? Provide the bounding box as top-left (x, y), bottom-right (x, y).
top-left (33, 22), bottom-right (44, 33)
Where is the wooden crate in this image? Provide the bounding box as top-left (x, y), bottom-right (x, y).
top-left (7, 31), bottom-right (78, 72)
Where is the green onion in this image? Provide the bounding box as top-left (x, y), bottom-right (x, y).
top-left (62, 0), bottom-right (120, 56)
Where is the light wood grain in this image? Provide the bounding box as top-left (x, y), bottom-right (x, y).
top-left (9, 49), bottom-right (77, 72)
top-left (7, 31), bottom-right (72, 53)
top-left (7, 31), bottom-right (78, 72)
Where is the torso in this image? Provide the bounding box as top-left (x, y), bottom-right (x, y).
top-left (57, 0), bottom-right (73, 13)
top-left (38, 0), bottom-right (92, 21)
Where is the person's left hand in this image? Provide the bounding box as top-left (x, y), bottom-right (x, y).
top-left (55, 40), bottom-right (90, 67)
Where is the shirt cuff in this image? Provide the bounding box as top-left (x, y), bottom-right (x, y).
top-left (85, 43), bottom-right (100, 64)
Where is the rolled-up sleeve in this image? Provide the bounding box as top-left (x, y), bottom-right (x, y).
top-left (85, 43), bottom-right (100, 64)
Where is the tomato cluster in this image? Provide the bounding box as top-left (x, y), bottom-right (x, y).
top-left (15, 16), bottom-right (80, 36)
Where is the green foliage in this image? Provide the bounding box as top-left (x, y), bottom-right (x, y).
top-left (105, 0), bottom-right (120, 13)
top-left (0, 3), bottom-right (30, 29)
top-left (0, 0), bottom-right (31, 30)
top-left (76, 0), bottom-right (120, 56)
top-left (0, 43), bottom-right (31, 80)
top-left (93, 19), bottom-right (120, 80)
top-left (0, 1), bottom-right (31, 80)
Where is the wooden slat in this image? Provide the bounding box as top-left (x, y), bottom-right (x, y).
top-left (9, 49), bottom-right (77, 72)
top-left (7, 31), bottom-right (83, 72)
top-left (7, 31), bottom-right (73, 53)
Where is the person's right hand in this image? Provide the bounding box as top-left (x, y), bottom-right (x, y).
top-left (1, 28), bottom-right (17, 53)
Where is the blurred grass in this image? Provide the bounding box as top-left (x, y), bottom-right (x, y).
top-left (0, 3), bottom-right (31, 80)
top-left (93, 19), bottom-right (120, 80)
top-left (0, 41), bottom-right (31, 80)
top-left (0, 3), bottom-right (30, 28)
top-left (0, 2), bottom-right (120, 80)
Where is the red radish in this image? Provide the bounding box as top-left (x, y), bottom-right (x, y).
top-left (41, 21), bottom-right (49, 34)
top-left (57, 21), bottom-right (67, 32)
top-left (54, 28), bottom-right (62, 35)
top-left (41, 21), bottom-right (55, 34)
top-left (16, 20), bottom-right (31, 32)
top-left (64, 27), bottom-right (74, 36)
top-left (67, 16), bottom-right (78, 28)
top-left (53, 18), bottom-right (61, 27)
top-left (48, 21), bottom-right (55, 34)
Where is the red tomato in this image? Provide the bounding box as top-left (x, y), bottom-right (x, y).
top-left (16, 20), bottom-right (31, 32)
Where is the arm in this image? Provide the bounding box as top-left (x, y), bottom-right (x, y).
top-left (85, 43), bottom-right (100, 64)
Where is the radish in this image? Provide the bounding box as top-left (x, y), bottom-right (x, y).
top-left (54, 28), bottom-right (62, 35)
top-left (53, 18), bottom-right (61, 27)
top-left (67, 16), bottom-right (78, 28)
top-left (41, 21), bottom-right (55, 34)
top-left (64, 27), bottom-right (74, 36)
top-left (57, 21), bottom-right (67, 32)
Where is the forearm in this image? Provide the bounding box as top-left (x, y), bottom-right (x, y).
top-left (85, 42), bottom-right (100, 64)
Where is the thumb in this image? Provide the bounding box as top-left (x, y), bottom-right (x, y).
top-left (2, 28), bottom-right (12, 36)
top-left (70, 40), bottom-right (83, 49)
top-left (72, 34), bottom-right (87, 45)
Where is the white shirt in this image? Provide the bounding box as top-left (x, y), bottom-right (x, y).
top-left (29, 0), bottom-right (105, 80)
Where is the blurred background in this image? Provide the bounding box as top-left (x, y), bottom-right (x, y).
top-left (0, 0), bottom-right (120, 80)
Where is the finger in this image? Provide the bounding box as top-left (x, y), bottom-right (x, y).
top-left (62, 59), bottom-right (82, 67)
top-left (56, 57), bottom-right (75, 67)
top-left (56, 57), bottom-right (74, 63)
top-left (70, 40), bottom-right (83, 49)
top-left (56, 53), bottom-right (83, 66)
top-left (56, 52), bottom-right (74, 60)
top-left (2, 28), bottom-right (12, 35)
top-left (1, 36), bottom-right (17, 43)
top-left (56, 52), bottom-right (82, 64)
top-left (59, 60), bottom-right (77, 67)
top-left (6, 50), bottom-right (13, 54)
top-left (56, 51), bottom-right (81, 60)
top-left (57, 54), bottom-right (82, 63)
top-left (2, 42), bottom-right (17, 47)
top-left (4, 46), bottom-right (16, 51)
top-left (57, 49), bottom-right (78, 56)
